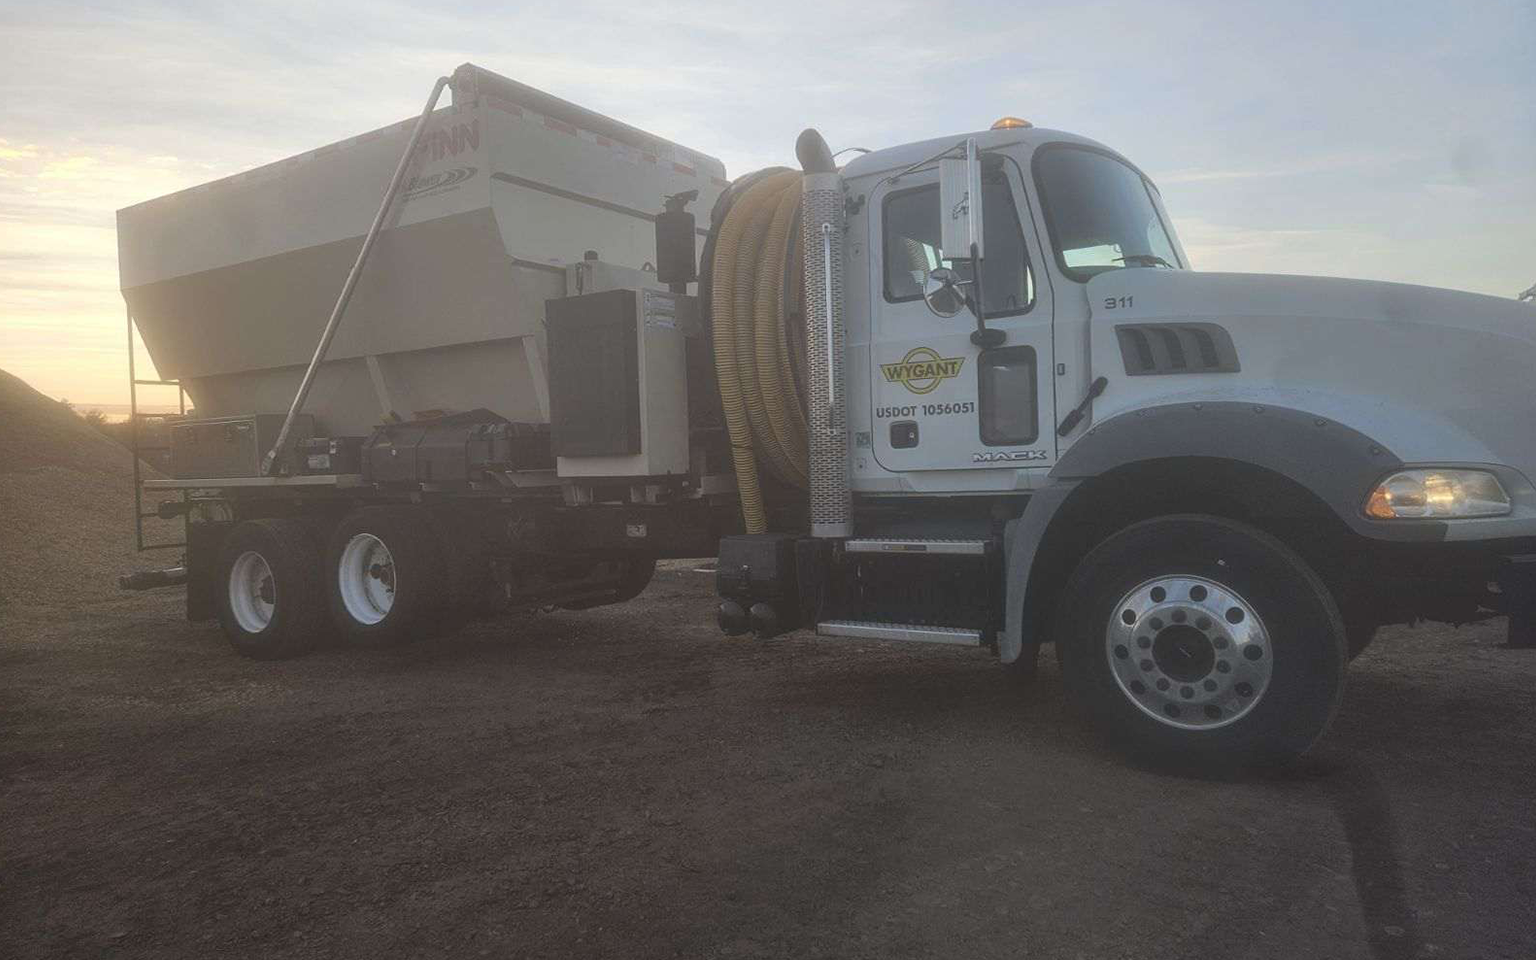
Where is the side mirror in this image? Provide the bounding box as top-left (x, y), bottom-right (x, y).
top-left (922, 267), bottom-right (969, 318)
top-left (655, 190), bottom-right (699, 292)
top-left (939, 138), bottom-right (984, 261)
top-left (938, 138), bottom-right (1006, 347)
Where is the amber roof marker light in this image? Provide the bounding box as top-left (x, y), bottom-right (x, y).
top-left (991, 117), bottom-right (1033, 130)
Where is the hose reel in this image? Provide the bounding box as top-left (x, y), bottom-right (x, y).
top-left (704, 129), bottom-right (848, 536)
top-left (706, 171), bottom-right (809, 533)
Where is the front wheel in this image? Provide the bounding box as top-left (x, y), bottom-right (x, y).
top-left (1056, 515), bottom-right (1347, 770)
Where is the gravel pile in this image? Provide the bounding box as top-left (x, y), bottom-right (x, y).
top-left (0, 369), bottom-right (178, 609)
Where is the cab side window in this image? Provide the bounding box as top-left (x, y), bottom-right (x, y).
top-left (881, 171), bottom-right (1035, 317)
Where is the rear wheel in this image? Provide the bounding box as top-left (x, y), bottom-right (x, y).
top-left (1056, 515), bottom-right (1347, 770)
top-left (215, 519), bottom-right (326, 659)
top-left (327, 507), bottom-right (446, 647)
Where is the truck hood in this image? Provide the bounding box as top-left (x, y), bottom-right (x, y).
top-left (1087, 269), bottom-right (1536, 344)
top-left (1084, 270), bottom-right (1536, 471)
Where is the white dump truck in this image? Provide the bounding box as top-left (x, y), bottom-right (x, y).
top-left (118, 63), bottom-right (1536, 768)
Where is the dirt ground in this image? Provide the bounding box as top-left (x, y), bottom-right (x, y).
top-left (2, 563), bottom-right (1533, 960)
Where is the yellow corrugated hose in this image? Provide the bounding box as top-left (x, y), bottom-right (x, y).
top-left (711, 170), bottom-right (809, 534)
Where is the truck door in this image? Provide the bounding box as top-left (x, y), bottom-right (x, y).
top-left (867, 155), bottom-right (1056, 476)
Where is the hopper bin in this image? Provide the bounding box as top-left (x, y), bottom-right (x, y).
top-left (117, 64), bottom-right (727, 438)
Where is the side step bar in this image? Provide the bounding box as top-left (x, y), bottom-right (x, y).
top-left (817, 620), bottom-right (983, 646)
top-left (843, 538), bottom-right (989, 556)
top-left (119, 567), bottom-right (188, 591)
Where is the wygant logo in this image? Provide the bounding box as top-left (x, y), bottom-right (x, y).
top-left (880, 346), bottom-right (965, 395)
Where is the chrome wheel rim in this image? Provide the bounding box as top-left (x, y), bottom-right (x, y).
top-left (338, 533), bottom-right (396, 625)
top-left (228, 550), bottom-right (276, 633)
top-left (1105, 575), bottom-right (1272, 730)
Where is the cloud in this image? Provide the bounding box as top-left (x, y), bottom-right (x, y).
top-left (0, 0), bottom-right (1531, 404)
top-left (1160, 152), bottom-right (1425, 185)
top-left (0, 140), bottom-right (40, 160)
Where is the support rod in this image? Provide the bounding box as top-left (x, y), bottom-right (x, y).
top-left (260, 75), bottom-right (451, 475)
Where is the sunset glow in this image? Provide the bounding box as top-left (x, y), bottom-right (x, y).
top-left (2, 1), bottom-right (1531, 408)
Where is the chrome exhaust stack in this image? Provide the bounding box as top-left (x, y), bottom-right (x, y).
top-left (798, 130), bottom-right (850, 539)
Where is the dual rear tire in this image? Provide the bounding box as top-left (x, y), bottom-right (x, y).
top-left (214, 508), bottom-right (451, 659)
top-left (214, 508), bottom-right (655, 659)
top-left (327, 507), bottom-right (446, 648)
top-left (215, 519), bottom-right (329, 660)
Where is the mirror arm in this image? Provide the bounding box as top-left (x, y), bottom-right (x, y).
top-left (966, 243), bottom-right (1006, 348)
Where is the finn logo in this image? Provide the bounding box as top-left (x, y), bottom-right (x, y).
top-left (413, 120), bottom-right (480, 162)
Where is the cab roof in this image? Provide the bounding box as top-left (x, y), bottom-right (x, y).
top-left (838, 126), bottom-right (1142, 184)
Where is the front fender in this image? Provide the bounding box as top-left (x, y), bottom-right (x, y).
top-left (1000, 399), bottom-right (1536, 661)
top-left (1000, 400), bottom-right (1405, 663)
top-left (1052, 401), bottom-right (1427, 541)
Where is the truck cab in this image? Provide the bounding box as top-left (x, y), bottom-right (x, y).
top-left (714, 120), bottom-right (1536, 769)
top-left (841, 127), bottom-right (1185, 493)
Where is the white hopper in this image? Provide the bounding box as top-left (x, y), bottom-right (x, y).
top-left (117, 64), bottom-right (727, 437)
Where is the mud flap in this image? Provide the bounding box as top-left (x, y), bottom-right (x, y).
top-left (1498, 555), bottom-right (1536, 649)
top-left (1000, 480), bottom-right (1078, 663)
top-left (186, 520), bottom-right (234, 622)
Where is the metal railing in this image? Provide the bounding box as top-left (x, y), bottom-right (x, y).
top-left (126, 306), bottom-right (187, 552)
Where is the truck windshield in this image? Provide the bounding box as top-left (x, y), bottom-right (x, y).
top-left (1034, 145), bottom-right (1183, 282)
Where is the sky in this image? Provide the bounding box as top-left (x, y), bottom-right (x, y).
top-left (1, 0), bottom-right (1532, 408)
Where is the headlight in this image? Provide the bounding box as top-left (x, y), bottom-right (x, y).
top-left (1364, 469), bottom-right (1511, 519)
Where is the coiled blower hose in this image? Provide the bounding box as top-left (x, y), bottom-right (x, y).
top-left (703, 169), bottom-right (812, 534)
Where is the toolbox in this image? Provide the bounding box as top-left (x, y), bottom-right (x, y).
top-left (169, 414), bottom-right (314, 479)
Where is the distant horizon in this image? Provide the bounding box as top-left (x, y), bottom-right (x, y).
top-left (36, 395), bottom-right (186, 423)
top-left (59, 400), bottom-right (185, 416)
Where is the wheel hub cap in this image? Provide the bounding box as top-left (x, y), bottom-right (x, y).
top-left (1105, 575), bottom-right (1272, 730)
top-left (228, 550), bottom-right (276, 633)
top-left (339, 534), bottom-right (396, 625)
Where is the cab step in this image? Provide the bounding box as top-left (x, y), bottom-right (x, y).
top-left (843, 538), bottom-right (990, 556)
top-left (816, 620), bottom-right (984, 646)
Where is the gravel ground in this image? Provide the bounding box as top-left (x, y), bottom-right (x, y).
top-left (0, 369), bottom-right (179, 609)
top-left (2, 563), bottom-right (1534, 960)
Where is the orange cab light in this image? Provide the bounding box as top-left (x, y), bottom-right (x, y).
top-left (991, 116), bottom-right (1033, 130)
